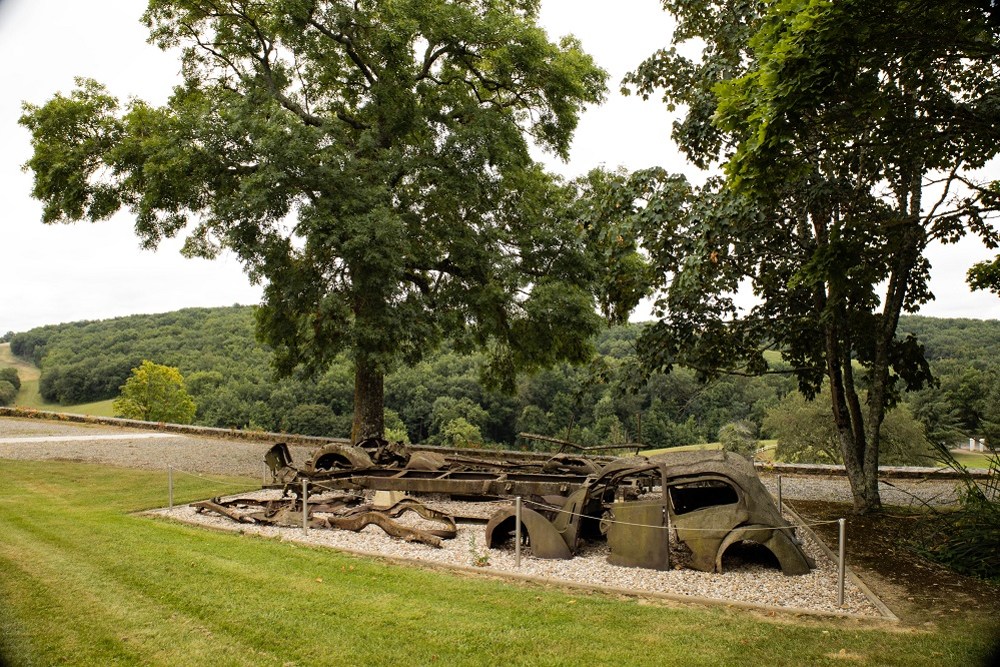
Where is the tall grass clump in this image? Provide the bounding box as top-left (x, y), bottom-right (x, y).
top-left (913, 444), bottom-right (1000, 581)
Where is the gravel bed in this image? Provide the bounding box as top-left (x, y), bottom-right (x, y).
top-left (758, 473), bottom-right (962, 508)
top-left (0, 417), bottom-right (294, 478)
top-left (1, 415), bottom-right (965, 618)
top-left (150, 489), bottom-right (881, 617)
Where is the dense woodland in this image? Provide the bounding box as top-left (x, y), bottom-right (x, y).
top-left (8, 307), bottom-right (998, 455)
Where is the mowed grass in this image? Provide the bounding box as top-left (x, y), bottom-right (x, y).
top-left (1, 460), bottom-right (997, 667)
top-left (951, 450), bottom-right (995, 470)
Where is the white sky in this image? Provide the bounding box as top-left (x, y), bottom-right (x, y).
top-left (0, 0), bottom-right (996, 335)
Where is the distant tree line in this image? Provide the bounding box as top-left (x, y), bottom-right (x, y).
top-left (8, 307), bottom-right (998, 457)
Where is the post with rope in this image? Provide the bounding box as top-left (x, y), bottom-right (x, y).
top-left (664, 502), bottom-right (672, 569)
top-left (837, 518), bottom-right (846, 607)
top-left (302, 479), bottom-right (309, 536)
top-left (515, 497), bottom-right (522, 568)
top-left (168, 465), bottom-right (174, 509)
top-left (777, 475), bottom-right (782, 514)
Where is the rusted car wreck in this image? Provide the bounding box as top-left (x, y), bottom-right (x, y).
top-left (197, 439), bottom-right (814, 575)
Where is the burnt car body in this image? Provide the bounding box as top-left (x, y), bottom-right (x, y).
top-left (486, 451), bottom-right (814, 575)
top-left (257, 440), bottom-right (814, 575)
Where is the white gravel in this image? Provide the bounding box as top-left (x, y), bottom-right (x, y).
top-left (3, 416), bottom-right (960, 618)
top-left (150, 488), bottom-right (883, 618)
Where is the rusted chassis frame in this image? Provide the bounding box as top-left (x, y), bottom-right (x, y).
top-left (262, 442), bottom-right (814, 575)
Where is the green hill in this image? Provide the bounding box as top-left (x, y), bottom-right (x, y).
top-left (5, 310), bottom-right (998, 451)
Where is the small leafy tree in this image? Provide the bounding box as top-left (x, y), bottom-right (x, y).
top-left (384, 409), bottom-right (410, 444)
top-left (0, 367), bottom-right (21, 392)
top-left (439, 417), bottom-right (482, 448)
top-left (113, 360), bottom-right (196, 424)
top-left (765, 391), bottom-right (934, 466)
top-left (0, 380), bottom-right (16, 407)
top-left (718, 421), bottom-right (758, 460)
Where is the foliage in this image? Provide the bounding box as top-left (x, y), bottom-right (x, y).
top-left (19, 0), bottom-right (612, 443)
top-left (113, 360), bottom-right (197, 424)
top-left (8, 307), bottom-right (998, 455)
top-left (765, 390), bottom-right (935, 466)
top-left (0, 367), bottom-right (20, 392)
top-left (0, 381), bottom-right (16, 407)
top-left (717, 421), bottom-right (757, 460)
top-left (912, 445), bottom-right (1000, 581)
top-left (620, 0), bottom-right (1000, 512)
top-left (438, 417), bottom-right (483, 448)
top-left (467, 534), bottom-right (490, 567)
top-left (283, 403), bottom-right (343, 438)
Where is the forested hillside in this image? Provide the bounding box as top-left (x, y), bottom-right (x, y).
top-left (8, 308), bottom-right (999, 451)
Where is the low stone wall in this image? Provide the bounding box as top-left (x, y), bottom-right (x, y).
top-left (0, 405), bottom-right (989, 479)
top-left (757, 460), bottom-right (990, 480)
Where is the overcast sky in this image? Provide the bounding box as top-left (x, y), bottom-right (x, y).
top-left (1, 0), bottom-right (996, 335)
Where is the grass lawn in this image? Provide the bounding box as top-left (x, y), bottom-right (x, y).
top-left (950, 450), bottom-right (995, 470)
top-left (642, 440), bottom-right (778, 459)
top-left (1, 460), bottom-right (997, 666)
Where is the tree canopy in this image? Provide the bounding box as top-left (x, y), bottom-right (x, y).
top-left (113, 360), bottom-right (197, 424)
top-left (9, 306), bottom-right (996, 454)
top-left (19, 0), bottom-right (610, 442)
top-left (620, 0), bottom-right (1000, 512)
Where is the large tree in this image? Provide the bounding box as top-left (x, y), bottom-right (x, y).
top-left (20, 0), bottom-right (609, 442)
top-left (620, 0), bottom-right (1000, 511)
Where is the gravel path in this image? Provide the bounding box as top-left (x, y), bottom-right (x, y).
top-left (1, 415), bottom-right (964, 618)
top-left (0, 417), bottom-right (293, 478)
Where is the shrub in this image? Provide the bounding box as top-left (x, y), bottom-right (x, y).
top-left (284, 403), bottom-right (340, 437)
top-left (911, 445), bottom-right (1000, 581)
top-left (0, 380), bottom-right (16, 406)
top-left (0, 367), bottom-right (20, 392)
top-left (718, 421), bottom-right (758, 460)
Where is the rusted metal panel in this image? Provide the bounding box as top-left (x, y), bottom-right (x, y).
top-left (606, 501), bottom-right (669, 570)
top-left (485, 507), bottom-right (573, 559)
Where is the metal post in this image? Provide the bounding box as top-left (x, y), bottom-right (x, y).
top-left (168, 465), bottom-right (174, 509)
top-left (777, 475), bottom-right (783, 514)
top-left (837, 518), bottom-right (846, 607)
top-left (664, 504), bottom-right (672, 570)
top-left (514, 497), bottom-right (522, 568)
top-left (302, 479), bottom-right (309, 535)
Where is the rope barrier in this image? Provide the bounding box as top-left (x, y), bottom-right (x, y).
top-left (519, 497), bottom-right (841, 533)
top-left (167, 466), bottom-right (840, 532)
top-left (170, 466), bottom-right (261, 489)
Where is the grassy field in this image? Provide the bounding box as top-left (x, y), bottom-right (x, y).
top-left (0, 459), bottom-right (996, 666)
top-left (950, 450), bottom-right (995, 470)
top-left (0, 343), bottom-right (115, 417)
top-left (642, 441), bottom-right (778, 458)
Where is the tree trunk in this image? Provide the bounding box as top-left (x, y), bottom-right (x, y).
top-left (352, 355), bottom-right (384, 444)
